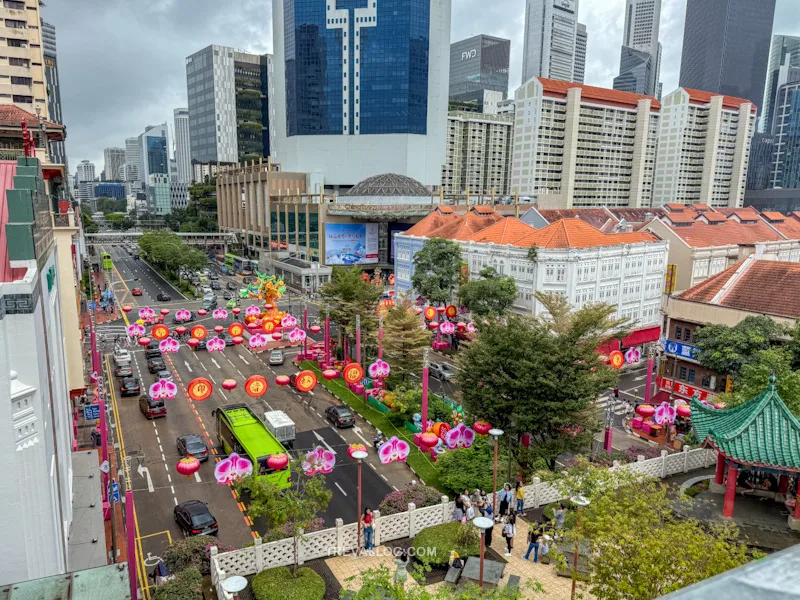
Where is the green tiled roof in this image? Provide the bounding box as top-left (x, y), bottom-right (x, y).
top-left (691, 378), bottom-right (800, 471)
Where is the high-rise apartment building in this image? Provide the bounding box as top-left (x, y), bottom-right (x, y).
top-left (103, 147), bottom-right (125, 182)
top-left (148, 173), bottom-right (172, 215)
top-left (761, 35), bottom-right (800, 134)
top-left (679, 0), bottom-right (775, 112)
top-left (613, 0), bottom-right (662, 98)
top-left (271, 0), bottom-right (451, 188)
top-left (449, 35), bottom-right (510, 113)
top-left (173, 108), bottom-right (191, 184)
top-left (75, 160), bottom-right (95, 203)
top-left (573, 23), bottom-right (587, 84)
top-left (511, 78), bottom-right (660, 208)
top-left (653, 88), bottom-right (756, 208)
top-left (441, 111), bottom-right (513, 196)
top-left (747, 132), bottom-right (775, 190)
top-left (521, 0), bottom-right (581, 85)
top-left (138, 123), bottom-right (168, 187)
top-left (0, 0), bottom-right (48, 118)
top-left (124, 136), bottom-right (140, 184)
top-left (769, 81), bottom-right (800, 188)
top-left (41, 20), bottom-right (65, 167)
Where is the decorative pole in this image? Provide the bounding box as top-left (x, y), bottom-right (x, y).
top-left (126, 490), bottom-right (138, 600)
top-left (378, 314), bottom-right (384, 359)
top-left (351, 449), bottom-right (368, 554)
top-left (603, 398), bottom-right (614, 453)
top-left (435, 307), bottom-right (442, 346)
top-left (324, 305), bottom-right (330, 365)
top-left (421, 348), bottom-right (430, 429)
top-left (644, 343), bottom-right (655, 404)
top-left (356, 314), bottom-right (361, 365)
top-left (303, 301), bottom-right (308, 359)
top-left (88, 274), bottom-right (109, 493)
top-left (489, 428), bottom-right (504, 516)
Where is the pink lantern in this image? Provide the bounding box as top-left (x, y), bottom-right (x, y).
top-left (322, 369), bottom-right (339, 380)
top-left (473, 420), bottom-right (492, 436)
top-left (456, 322), bottom-right (466, 331)
top-left (302, 446), bottom-right (336, 476)
top-left (419, 431), bottom-right (439, 449)
top-left (247, 321), bottom-right (260, 330)
top-left (265, 303), bottom-right (273, 310)
top-left (310, 325), bottom-right (321, 334)
top-left (232, 307), bottom-right (241, 315)
top-left (159, 337), bottom-right (180, 353)
top-left (714, 403), bottom-right (726, 410)
top-left (214, 452), bottom-right (253, 484)
top-left (267, 453), bottom-right (289, 471)
top-left (466, 322), bottom-right (476, 334)
top-left (436, 306), bottom-right (446, 313)
top-left (122, 305), bottom-right (132, 313)
top-left (222, 379), bottom-right (237, 391)
top-left (378, 436), bottom-right (410, 464)
top-left (275, 375), bottom-right (291, 386)
top-left (347, 443), bottom-right (368, 459)
top-left (445, 423), bottom-right (476, 449)
top-left (428, 322), bottom-right (439, 330)
top-left (187, 338), bottom-right (200, 348)
top-left (198, 309), bottom-right (207, 316)
top-left (636, 404), bottom-right (655, 418)
top-left (175, 308), bottom-right (191, 322)
top-left (232, 336), bottom-right (244, 345)
top-left (272, 332), bottom-right (283, 340)
top-left (176, 456), bottom-right (201, 479)
top-left (160, 308), bottom-right (170, 316)
top-left (206, 337), bottom-right (226, 352)
top-left (213, 308), bottom-right (229, 321)
top-left (138, 337), bottom-right (151, 347)
top-left (175, 325), bottom-right (188, 335)
top-left (214, 325), bottom-right (224, 333)
top-left (676, 405), bottom-right (691, 418)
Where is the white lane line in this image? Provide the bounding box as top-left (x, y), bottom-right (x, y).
top-left (200, 361), bottom-right (208, 371)
top-left (334, 482), bottom-right (348, 497)
top-left (163, 463), bottom-right (169, 472)
top-left (209, 375), bottom-right (217, 384)
top-left (170, 485), bottom-right (175, 494)
top-left (392, 485), bottom-right (399, 491)
top-left (174, 498), bottom-right (178, 506)
top-left (239, 355), bottom-right (250, 365)
top-left (380, 474), bottom-right (389, 481)
top-left (211, 358), bottom-right (221, 369)
top-left (220, 390), bottom-right (228, 401)
top-left (161, 453), bottom-right (166, 462)
top-left (194, 472), bottom-right (202, 483)
top-left (167, 473), bottom-right (172, 483)
top-left (226, 357), bottom-right (236, 368)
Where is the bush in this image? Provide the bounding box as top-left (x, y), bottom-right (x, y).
top-left (623, 445), bottom-right (665, 462)
top-left (252, 566), bottom-right (325, 600)
top-left (684, 479), bottom-right (709, 498)
top-left (542, 501), bottom-right (578, 530)
top-left (163, 536), bottom-right (233, 576)
top-left (152, 567), bottom-right (202, 600)
top-left (411, 522), bottom-right (480, 567)
top-left (263, 517), bottom-right (325, 542)
top-left (435, 436), bottom-right (512, 497)
top-left (378, 485), bottom-right (443, 516)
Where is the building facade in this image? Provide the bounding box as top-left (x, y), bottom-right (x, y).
top-left (271, 0), bottom-right (451, 188)
top-left (747, 132), bottom-right (775, 191)
top-left (173, 108), bottom-right (191, 185)
top-left (449, 35), bottom-right (510, 112)
top-left (441, 111), bottom-right (513, 196)
top-left (93, 182), bottom-right (125, 200)
top-left (679, 0), bottom-right (775, 111)
top-left (769, 81), bottom-right (800, 189)
top-left (761, 35), bottom-right (800, 134)
top-left (574, 23), bottom-right (587, 84)
top-left (613, 0), bottom-right (662, 98)
top-left (511, 77), bottom-right (660, 208)
top-left (102, 147), bottom-right (125, 182)
top-left (138, 123), bottom-right (169, 187)
top-left (653, 88), bottom-right (756, 208)
top-left (123, 136), bottom-right (140, 186)
top-left (75, 160), bottom-right (95, 204)
top-left (521, 0), bottom-right (581, 85)
top-left (41, 20), bottom-right (65, 168)
top-left (171, 181), bottom-right (189, 210)
top-left (147, 173), bottom-right (171, 215)
top-left (0, 0), bottom-right (48, 118)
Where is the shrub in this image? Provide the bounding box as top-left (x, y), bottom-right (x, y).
top-left (252, 566), bottom-right (325, 600)
top-left (152, 567), bottom-right (202, 600)
top-left (623, 445), bottom-right (665, 462)
top-left (684, 479), bottom-right (709, 498)
top-left (163, 536), bottom-right (233, 576)
top-left (378, 485), bottom-right (443, 515)
top-left (263, 517), bottom-right (326, 542)
top-left (411, 521), bottom-right (480, 567)
top-left (435, 436), bottom-right (512, 497)
top-left (542, 501), bottom-right (578, 530)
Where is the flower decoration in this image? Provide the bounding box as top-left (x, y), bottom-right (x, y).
top-left (439, 321), bottom-right (455, 335)
top-left (445, 423), bottom-right (476, 449)
top-left (654, 401), bottom-right (677, 425)
top-left (159, 337), bottom-right (180, 353)
top-left (624, 346), bottom-right (641, 365)
top-left (281, 315), bottom-right (297, 328)
top-left (368, 359), bottom-right (391, 379)
top-left (206, 337), bottom-right (226, 352)
top-left (249, 333), bottom-right (268, 349)
top-left (127, 323), bottom-right (145, 337)
top-left (149, 379), bottom-right (178, 400)
top-left (138, 307), bottom-right (155, 321)
top-left (246, 305), bottom-right (262, 318)
top-left (214, 452), bottom-right (253, 484)
top-left (302, 446), bottom-right (336, 476)
top-left (213, 308), bottom-right (229, 321)
top-left (175, 308), bottom-right (191, 321)
top-left (288, 327), bottom-right (306, 343)
top-left (466, 322), bottom-right (476, 334)
top-left (378, 436), bottom-right (410, 464)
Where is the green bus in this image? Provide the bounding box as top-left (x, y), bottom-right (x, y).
top-left (223, 253), bottom-right (236, 273)
top-left (213, 404), bottom-right (291, 489)
top-left (101, 251), bottom-right (113, 271)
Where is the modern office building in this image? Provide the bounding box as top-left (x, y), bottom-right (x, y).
top-left (271, 0), bottom-right (451, 188)
top-left (772, 81), bottom-right (800, 189)
top-left (41, 20), bottom-right (65, 168)
top-left (171, 181), bottom-right (190, 211)
top-left (124, 136), bottom-right (140, 184)
top-left (653, 88), bottom-right (756, 208)
top-left (449, 35), bottom-right (510, 113)
top-left (747, 132), bottom-right (775, 190)
top-left (442, 111), bottom-right (513, 196)
top-left (138, 123), bottom-right (168, 187)
top-left (173, 108), bottom-right (191, 184)
top-left (761, 35), bottom-right (800, 133)
top-left (521, 0), bottom-right (581, 85)
top-left (573, 23), bottom-right (587, 84)
top-left (93, 182), bottom-right (125, 200)
top-left (511, 78), bottom-right (660, 208)
top-left (102, 147), bottom-right (125, 182)
top-left (679, 0), bottom-right (775, 111)
top-left (75, 160), bottom-right (95, 203)
top-left (613, 0), bottom-right (662, 98)
top-left (147, 173), bottom-right (172, 215)
top-left (0, 0), bottom-right (48, 118)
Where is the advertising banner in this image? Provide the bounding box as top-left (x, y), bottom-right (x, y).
top-left (325, 224), bottom-right (378, 265)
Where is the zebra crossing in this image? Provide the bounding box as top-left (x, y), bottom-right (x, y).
top-left (593, 394), bottom-right (633, 416)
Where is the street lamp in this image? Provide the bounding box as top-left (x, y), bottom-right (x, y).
top-left (221, 575), bottom-right (248, 600)
top-left (489, 428), bottom-right (504, 516)
top-left (351, 449), bottom-right (368, 554)
top-left (472, 516), bottom-right (494, 588)
top-left (569, 495), bottom-right (590, 600)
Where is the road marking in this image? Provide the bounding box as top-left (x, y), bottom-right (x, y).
top-left (194, 472), bottom-right (202, 483)
top-left (209, 375), bottom-right (217, 384)
top-left (199, 361), bottom-right (208, 371)
top-left (392, 485), bottom-right (399, 491)
top-left (170, 485), bottom-right (175, 494)
top-left (211, 358), bottom-right (221, 369)
top-left (174, 498), bottom-right (178, 506)
top-left (184, 361), bottom-right (193, 373)
top-left (334, 482), bottom-right (348, 496)
top-left (313, 430), bottom-right (337, 454)
top-left (634, 375), bottom-right (647, 381)
top-left (380, 473), bottom-right (389, 481)
top-left (239, 355), bottom-right (250, 365)
top-left (137, 464), bottom-right (155, 493)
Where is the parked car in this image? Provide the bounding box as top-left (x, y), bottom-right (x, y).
top-left (195, 338), bottom-right (207, 350)
top-left (174, 500), bottom-right (217, 537)
top-left (210, 282), bottom-right (221, 290)
top-left (429, 362), bottom-right (457, 381)
top-left (269, 350), bottom-right (285, 365)
top-left (145, 348), bottom-right (162, 360)
top-left (325, 405), bottom-right (356, 428)
top-left (176, 434), bottom-right (209, 462)
top-left (226, 282), bottom-right (237, 291)
top-left (156, 369), bottom-right (173, 382)
top-left (132, 288), bottom-right (143, 296)
top-left (120, 377), bottom-right (141, 397)
top-left (113, 348), bottom-right (131, 366)
top-left (226, 299), bottom-right (238, 309)
top-left (157, 293), bottom-right (172, 301)
top-left (114, 364), bottom-right (133, 378)
top-left (139, 394), bottom-right (167, 419)
top-left (147, 357), bottom-right (166, 373)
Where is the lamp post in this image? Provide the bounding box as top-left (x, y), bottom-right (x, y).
top-left (472, 516), bottom-right (494, 588)
top-left (351, 449), bottom-right (368, 554)
top-left (489, 428), bottom-right (504, 516)
top-left (221, 575), bottom-right (248, 600)
top-left (603, 397), bottom-right (614, 453)
top-left (570, 495), bottom-right (590, 600)
top-left (355, 314), bottom-right (361, 365)
top-left (421, 348), bottom-right (430, 429)
top-left (378, 314), bottom-right (384, 359)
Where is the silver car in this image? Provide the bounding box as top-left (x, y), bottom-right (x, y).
top-left (429, 362), bottom-right (457, 381)
top-left (269, 350), bottom-right (285, 365)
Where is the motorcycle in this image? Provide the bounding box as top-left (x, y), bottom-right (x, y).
top-left (373, 430), bottom-right (387, 451)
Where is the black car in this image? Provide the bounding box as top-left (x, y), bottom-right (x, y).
top-left (157, 293), bottom-right (172, 301)
top-left (172, 311), bottom-right (195, 324)
top-left (145, 348), bottom-right (162, 360)
top-left (325, 405), bottom-right (356, 428)
top-left (223, 291), bottom-right (234, 300)
top-left (147, 357), bottom-right (166, 373)
top-left (174, 500), bottom-right (218, 537)
top-left (220, 333), bottom-right (234, 346)
top-left (120, 377), bottom-right (141, 397)
top-left (210, 281), bottom-right (221, 290)
top-left (226, 282), bottom-right (237, 291)
top-left (196, 339), bottom-right (207, 350)
top-left (177, 434), bottom-right (209, 462)
top-left (114, 364), bottom-right (133, 378)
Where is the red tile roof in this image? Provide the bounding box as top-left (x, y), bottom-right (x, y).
top-left (0, 160), bottom-right (24, 283)
top-left (468, 218), bottom-right (539, 245)
top-left (761, 211), bottom-right (786, 222)
top-left (677, 263), bottom-right (738, 303)
top-left (427, 208), bottom-right (503, 241)
top-left (762, 215), bottom-right (800, 240)
top-left (664, 203), bottom-right (688, 211)
top-left (537, 208), bottom-right (618, 232)
top-left (662, 219), bottom-right (784, 247)
top-left (790, 211), bottom-right (800, 222)
top-left (0, 105), bottom-right (64, 132)
top-left (690, 203), bottom-right (712, 211)
top-left (606, 207), bottom-right (668, 229)
top-left (537, 77), bottom-right (661, 110)
top-left (684, 88), bottom-right (758, 112)
top-left (471, 205), bottom-right (494, 215)
top-left (515, 218), bottom-right (658, 249)
top-left (699, 212), bottom-right (728, 223)
top-left (404, 209), bottom-right (458, 237)
top-left (665, 212), bottom-right (696, 224)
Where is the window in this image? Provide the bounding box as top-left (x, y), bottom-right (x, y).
top-left (544, 264), bottom-right (555, 282)
top-left (12, 94), bottom-right (31, 103)
top-left (679, 367), bottom-right (687, 380)
top-left (10, 76), bottom-right (30, 85)
top-left (8, 57), bottom-right (28, 67)
top-left (701, 374), bottom-right (712, 389)
top-left (675, 327), bottom-right (682, 341)
top-left (3, 0), bottom-right (25, 8)
top-left (688, 369), bottom-right (696, 383)
top-left (5, 19), bottom-right (25, 28)
top-left (555, 265), bottom-right (566, 282)
top-left (7, 38), bottom-right (26, 48)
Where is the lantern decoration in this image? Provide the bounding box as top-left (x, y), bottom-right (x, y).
top-left (419, 431), bottom-right (440, 449)
top-left (232, 307), bottom-right (241, 315)
top-left (262, 320), bottom-right (276, 333)
top-left (122, 305), bottom-right (132, 313)
top-left (347, 443), bottom-right (368, 459)
top-left (389, 274), bottom-right (395, 285)
top-left (265, 303), bottom-right (273, 310)
top-left (310, 325), bottom-right (321, 334)
top-left (232, 336), bottom-right (244, 345)
top-left (246, 305), bottom-right (262, 318)
top-left (272, 332), bottom-right (283, 340)
top-left (244, 375), bottom-right (268, 397)
top-left (175, 325), bottom-right (188, 335)
top-left (378, 436), bottom-right (410, 464)
top-left (635, 404), bottom-right (655, 418)
top-left (187, 378), bottom-right (213, 402)
top-left (249, 333), bottom-right (268, 349)
top-left (413, 307), bottom-right (423, 315)
top-left (160, 308), bottom-right (170, 316)
top-left (222, 379), bottom-right (237, 391)
top-left (213, 308), bottom-right (229, 321)
top-left (456, 322), bottom-right (467, 331)
top-left (428, 322), bottom-right (439, 330)
top-left (473, 420), bottom-right (493, 436)
top-left (267, 453), bottom-right (289, 471)
top-left (138, 337), bottom-right (152, 347)
top-left (302, 446), bottom-right (336, 476)
top-left (190, 325), bottom-right (208, 340)
top-left (151, 324), bottom-right (170, 340)
top-left (295, 370), bottom-right (318, 393)
top-left (436, 306), bottom-right (446, 313)
top-left (322, 369), bottom-right (339, 381)
top-left (175, 308), bottom-right (191, 322)
top-left (198, 309), bottom-right (207, 316)
top-left (439, 321), bottom-right (455, 335)
top-left (714, 402), bottom-right (726, 410)
top-left (624, 346), bottom-right (641, 365)
top-left (214, 452), bottom-right (253, 484)
top-left (368, 359), bottom-right (391, 379)
top-left (247, 322), bottom-right (260, 330)
top-left (207, 337), bottom-right (226, 352)
top-left (187, 338), bottom-right (200, 349)
top-left (149, 379), bottom-right (178, 400)
top-left (676, 404), bottom-right (691, 419)
top-left (214, 325), bottom-right (224, 334)
top-left (423, 306), bottom-right (437, 320)
top-left (654, 401), bottom-right (677, 426)
top-left (466, 322), bottom-right (476, 334)
top-left (275, 375), bottom-right (291, 387)
top-left (159, 337), bottom-right (180, 354)
top-left (343, 363), bottom-right (364, 385)
top-left (228, 322), bottom-right (244, 337)
top-left (127, 323), bottom-right (146, 337)
top-left (445, 305), bottom-right (458, 319)
top-left (176, 456), bottom-right (201, 479)
top-left (138, 307), bottom-right (155, 321)
top-left (288, 327), bottom-right (306, 343)
top-left (432, 422), bottom-right (451, 439)
top-left (445, 423), bottom-right (476, 449)
top-left (281, 315), bottom-right (297, 328)
top-left (609, 350), bottom-right (625, 370)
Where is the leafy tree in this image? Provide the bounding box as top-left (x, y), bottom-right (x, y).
top-left (695, 316), bottom-right (785, 380)
top-left (320, 266), bottom-right (382, 358)
top-left (435, 435), bottom-right (512, 497)
top-left (456, 293), bottom-right (624, 470)
top-left (105, 213), bottom-right (134, 231)
top-left (95, 197), bottom-right (127, 215)
top-left (80, 210), bottom-right (99, 233)
top-left (382, 296), bottom-right (432, 383)
top-left (163, 535), bottom-right (231, 575)
top-left (236, 460), bottom-right (331, 574)
top-left (458, 266), bottom-right (518, 317)
top-left (722, 347), bottom-right (800, 416)
top-left (411, 238), bottom-right (462, 304)
top-left (137, 230), bottom-right (207, 275)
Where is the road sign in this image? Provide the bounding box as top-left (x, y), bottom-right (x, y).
top-left (107, 481), bottom-right (120, 504)
top-left (83, 404), bottom-right (101, 421)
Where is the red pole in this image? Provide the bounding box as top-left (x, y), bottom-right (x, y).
top-left (603, 426), bottom-right (613, 453)
top-left (89, 300), bottom-right (109, 492)
top-left (357, 459), bottom-right (363, 554)
top-left (492, 436), bottom-right (499, 516)
top-left (715, 453), bottom-right (726, 485)
top-left (421, 349), bottom-right (430, 430)
top-left (303, 305), bottom-right (308, 358)
top-left (356, 314), bottom-right (361, 365)
top-left (479, 530), bottom-right (485, 588)
top-left (795, 493), bottom-right (800, 520)
top-left (324, 307), bottom-right (330, 365)
top-left (722, 464), bottom-right (738, 518)
top-left (644, 345), bottom-right (655, 404)
top-left (378, 315), bottom-right (383, 360)
top-left (125, 490), bottom-right (138, 600)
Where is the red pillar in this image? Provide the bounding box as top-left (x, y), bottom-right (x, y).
top-left (795, 494), bottom-right (800, 520)
top-left (722, 464), bottom-right (738, 518)
top-left (779, 475), bottom-right (790, 494)
top-left (715, 453), bottom-right (726, 485)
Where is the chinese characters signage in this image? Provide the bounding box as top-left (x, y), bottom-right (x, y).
top-left (664, 340), bottom-right (700, 361)
top-left (656, 376), bottom-right (714, 402)
top-left (325, 224), bottom-right (378, 265)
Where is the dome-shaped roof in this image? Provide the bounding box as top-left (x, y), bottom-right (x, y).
top-left (344, 173), bottom-right (430, 197)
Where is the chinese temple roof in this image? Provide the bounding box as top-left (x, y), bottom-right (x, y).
top-left (691, 377), bottom-right (800, 472)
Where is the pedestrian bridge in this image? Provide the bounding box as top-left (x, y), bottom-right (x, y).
top-left (85, 231), bottom-right (239, 247)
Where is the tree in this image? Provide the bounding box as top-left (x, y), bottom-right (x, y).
top-left (695, 316), bottom-right (785, 380)
top-left (456, 293), bottom-right (625, 470)
top-left (105, 213), bottom-right (134, 231)
top-left (138, 230), bottom-right (207, 275)
top-left (80, 210), bottom-right (99, 233)
top-left (382, 296), bottom-right (432, 383)
top-left (435, 435), bottom-right (512, 497)
top-left (722, 347), bottom-right (800, 416)
top-left (319, 266), bottom-right (382, 359)
top-left (236, 460), bottom-right (331, 574)
top-left (458, 266), bottom-right (518, 317)
top-left (411, 238), bottom-right (462, 305)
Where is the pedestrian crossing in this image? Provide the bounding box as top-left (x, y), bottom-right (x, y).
top-left (593, 395), bottom-right (633, 416)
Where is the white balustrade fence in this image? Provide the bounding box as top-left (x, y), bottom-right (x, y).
top-left (211, 447), bottom-right (717, 599)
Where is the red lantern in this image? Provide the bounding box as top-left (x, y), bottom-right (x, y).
top-left (310, 325), bottom-right (321, 334)
top-left (609, 350), bottom-right (625, 369)
top-left (275, 375), bottom-right (291, 387)
top-left (176, 456), bottom-right (201, 479)
top-left (419, 431), bottom-right (439, 449)
top-left (175, 326), bottom-right (188, 335)
top-left (160, 308), bottom-right (170, 316)
top-left (151, 324), bottom-right (170, 340)
top-left (222, 379), bottom-right (237, 391)
top-left (343, 363), bottom-right (364, 385)
top-left (244, 375), bottom-right (268, 397)
top-left (122, 305), bottom-right (132, 313)
top-left (423, 306), bottom-right (436, 320)
top-left (191, 325), bottom-right (207, 340)
top-left (138, 337), bottom-right (151, 347)
top-left (265, 303), bottom-right (273, 310)
top-left (228, 322), bottom-right (244, 337)
top-left (636, 404), bottom-right (655, 418)
top-left (267, 453), bottom-right (289, 471)
top-left (445, 305), bottom-right (457, 319)
top-left (347, 443), bottom-right (368, 459)
top-left (436, 306), bottom-right (446, 313)
top-left (322, 369), bottom-right (339, 380)
top-left (714, 402), bottom-right (726, 410)
top-left (232, 307), bottom-right (241, 315)
top-left (272, 332), bottom-right (283, 340)
top-left (198, 309), bottom-right (207, 316)
top-left (428, 322), bottom-right (439, 330)
top-left (676, 405), bottom-right (691, 418)
top-left (214, 325), bottom-right (224, 333)
top-left (232, 336), bottom-right (244, 345)
top-left (247, 321), bottom-right (260, 330)
top-left (456, 322), bottom-right (466, 331)
top-left (473, 420), bottom-right (492, 435)
top-left (295, 370), bottom-right (317, 393)
top-left (263, 320), bottom-right (276, 333)
top-left (187, 377), bottom-right (213, 401)
top-left (187, 338), bottom-right (200, 349)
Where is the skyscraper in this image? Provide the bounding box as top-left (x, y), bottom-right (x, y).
top-left (41, 20), bottom-right (65, 168)
top-left (574, 23), bottom-right (587, 84)
top-left (769, 80), bottom-right (800, 188)
top-left (747, 132), bottom-right (774, 190)
top-left (124, 137), bottom-right (140, 184)
top-left (449, 35), bottom-right (510, 113)
top-left (613, 0), bottom-right (661, 98)
top-left (0, 0), bottom-right (48, 117)
top-left (272, 0), bottom-right (451, 187)
top-left (103, 147), bottom-right (125, 182)
top-left (75, 160), bottom-right (96, 204)
top-left (138, 124), bottom-right (169, 187)
top-left (679, 0), bottom-right (775, 111)
top-left (521, 0), bottom-right (581, 84)
top-left (761, 35), bottom-right (800, 134)
top-left (173, 108), bottom-right (191, 184)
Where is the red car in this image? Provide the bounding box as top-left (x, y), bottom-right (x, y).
top-left (132, 288), bottom-right (143, 296)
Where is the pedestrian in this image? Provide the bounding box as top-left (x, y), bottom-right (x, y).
top-left (515, 481), bottom-right (525, 515)
top-left (453, 493), bottom-right (465, 522)
top-left (471, 488), bottom-right (483, 515)
top-left (462, 488), bottom-right (474, 520)
top-left (479, 489), bottom-right (488, 515)
top-left (614, 386), bottom-right (619, 399)
top-left (553, 503), bottom-right (567, 533)
top-left (501, 514), bottom-right (516, 556)
top-left (361, 507), bottom-right (374, 553)
top-left (498, 483), bottom-right (512, 519)
top-left (483, 504), bottom-right (494, 547)
top-left (524, 520), bottom-right (543, 563)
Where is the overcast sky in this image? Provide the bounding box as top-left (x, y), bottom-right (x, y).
top-left (42, 0), bottom-right (799, 173)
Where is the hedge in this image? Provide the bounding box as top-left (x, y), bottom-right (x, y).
top-left (377, 485), bottom-right (443, 516)
top-left (252, 566), bottom-right (325, 600)
top-left (152, 567), bottom-right (202, 600)
top-left (163, 535), bottom-right (232, 576)
top-left (411, 522), bottom-right (480, 567)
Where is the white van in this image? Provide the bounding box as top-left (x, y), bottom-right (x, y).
top-left (113, 348), bottom-right (131, 366)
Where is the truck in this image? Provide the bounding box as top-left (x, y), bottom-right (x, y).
top-left (262, 410), bottom-right (296, 448)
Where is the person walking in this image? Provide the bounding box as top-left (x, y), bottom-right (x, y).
top-left (483, 504), bottom-right (494, 547)
top-left (515, 481), bottom-right (525, 516)
top-left (462, 489), bottom-right (474, 520)
top-left (501, 513), bottom-right (516, 556)
top-left (453, 493), bottom-right (465, 522)
top-left (524, 520), bottom-right (544, 563)
top-left (361, 507), bottom-right (374, 553)
top-left (553, 503), bottom-right (567, 537)
top-left (498, 483), bottom-right (512, 519)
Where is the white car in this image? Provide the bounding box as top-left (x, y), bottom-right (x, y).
top-left (269, 350), bottom-right (285, 365)
top-left (429, 362), bottom-right (457, 381)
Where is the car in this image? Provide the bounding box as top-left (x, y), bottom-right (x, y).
top-left (113, 348), bottom-right (131, 366)
top-left (429, 362), bottom-right (457, 381)
top-left (156, 369), bottom-right (173, 382)
top-left (157, 293), bottom-right (172, 301)
top-left (139, 394), bottom-right (167, 419)
top-left (325, 405), bottom-right (356, 428)
top-left (132, 288), bottom-right (143, 296)
top-left (172, 311), bottom-right (195, 324)
top-left (195, 338), bottom-right (207, 350)
top-left (226, 299), bottom-right (238, 309)
top-left (289, 373), bottom-right (298, 388)
top-left (191, 279), bottom-right (200, 286)
top-left (147, 357), bottom-right (166, 373)
top-left (209, 274), bottom-right (219, 281)
top-left (133, 254), bottom-right (140, 260)
top-left (114, 364), bottom-right (133, 378)
top-left (201, 286), bottom-right (212, 295)
top-left (223, 290), bottom-right (234, 300)
top-left (145, 348), bottom-right (162, 360)
top-left (210, 281), bottom-right (221, 290)
top-left (120, 377), bottom-right (141, 397)
top-left (218, 333), bottom-right (234, 347)
top-left (269, 350), bottom-right (285, 365)
top-left (176, 434), bottom-right (209, 462)
top-left (174, 500), bottom-right (217, 537)
top-left (242, 276), bottom-right (253, 285)
top-left (226, 282), bottom-right (237, 291)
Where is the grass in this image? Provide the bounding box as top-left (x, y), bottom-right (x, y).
top-left (301, 361), bottom-right (444, 492)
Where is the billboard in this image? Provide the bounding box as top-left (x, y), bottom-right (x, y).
top-left (325, 223), bottom-right (379, 265)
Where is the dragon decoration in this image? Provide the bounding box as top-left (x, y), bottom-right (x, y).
top-left (240, 272), bottom-right (289, 326)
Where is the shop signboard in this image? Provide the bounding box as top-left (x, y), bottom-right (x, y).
top-left (656, 376), bottom-right (714, 402)
top-left (325, 224), bottom-right (378, 265)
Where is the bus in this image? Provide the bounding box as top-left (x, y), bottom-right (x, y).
top-left (223, 253), bottom-right (236, 273)
top-left (213, 404), bottom-right (291, 489)
top-left (101, 251), bottom-right (113, 271)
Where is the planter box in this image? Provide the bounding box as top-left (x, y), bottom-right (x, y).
top-left (406, 422), bottom-right (422, 434)
top-left (367, 396), bottom-right (391, 413)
